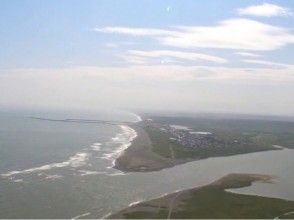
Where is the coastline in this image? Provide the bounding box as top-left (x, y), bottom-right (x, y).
top-left (113, 124), bottom-right (192, 172)
top-left (113, 125), bottom-right (171, 172)
top-left (113, 113), bottom-right (288, 173)
top-left (107, 173), bottom-right (294, 219)
top-left (104, 124), bottom-right (138, 168)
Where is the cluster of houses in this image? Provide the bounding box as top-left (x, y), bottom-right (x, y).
top-left (143, 118), bottom-right (228, 149)
top-left (167, 126), bottom-right (226, 149)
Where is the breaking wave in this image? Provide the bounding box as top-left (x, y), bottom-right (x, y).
top-left (102, 125), bottom-right (137, 167)
top-left (78, 170), bottom-right (106, 176)
top-left (44, 174), bottom-right (63, 180)
top-left (91, 142), bottom-right (102, 151)
top-left (1, 152), bottom-right (89, 178)
top-left (71, 212), bottom-right (91, 219)
top-left (128, 200), bottom-right (143, 207)
top-left (1, 113), bottom-right (141, 178)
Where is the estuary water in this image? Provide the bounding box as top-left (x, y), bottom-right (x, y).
top-left (0, 111), bottom-right (293, 218)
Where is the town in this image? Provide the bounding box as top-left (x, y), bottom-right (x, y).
top-left (141, 118), bottom-right (239, 150)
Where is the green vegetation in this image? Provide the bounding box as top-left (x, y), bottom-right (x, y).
top-left (149, 116), bottom-right (294, 149)
top-left (140, 115), bottom-right (294, 161)
top-left (117, 174), bottom-right (294, 219)
top-left (143, 125), bottom-right (188, 159)
top-left (143, 124), bottom-right (278, 160)
top-left (283, 213), bottom-right (294, 219)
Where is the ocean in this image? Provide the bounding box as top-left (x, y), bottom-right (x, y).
top-left (0, 110), bottom-right (140, 218)
top-left (0, 110), bottom-right (293, 218)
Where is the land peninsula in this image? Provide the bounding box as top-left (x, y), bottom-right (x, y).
top-left (108, 173), bottom-right (294, 219)
top-left (115, 115), bottom-right (294, 172)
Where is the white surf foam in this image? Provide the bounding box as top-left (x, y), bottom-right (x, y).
top-left (102, 125), bottom-right (137, 167)
top-left (190, 131), bottom-right (212, 135)
top-left (101, 212), bottom-right (112, 219)
top-left (44, 174), bottom-right (63, 180)
top-left (128, 200), bottom-right (142, 207)
top-left (1, 152), bottom-right (89, 177)
top-left (106, 171), bottom-right (126, 176)
top-left (78, 170), bottom-right (106, 176)
top-left (91, 142), bottom-right (102, 151)
top-left (1, 114), bottom-right (140, 178)
top-left (71, 212), bottom-right (91, 219)
top-left (272, 145), bottom-right (285, 149)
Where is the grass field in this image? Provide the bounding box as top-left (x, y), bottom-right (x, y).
top-left (143, 124), bottom-right (279, 160)
top-left (148, 115), bottom-right (294, 149)
top-left (139, 115), bottom-right (294, 161)
top-left (113, 174), bottom-right (294, 219)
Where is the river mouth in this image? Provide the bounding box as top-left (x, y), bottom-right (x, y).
top-left (2, 145), bottom-right (294, 218)
top-left (1, 114), bottom-right (294, 218)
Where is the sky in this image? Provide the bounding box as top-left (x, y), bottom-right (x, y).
top-left (0, 0), bottom-right (294, 116)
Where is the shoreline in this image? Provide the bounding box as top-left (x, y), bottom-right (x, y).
top-left (113, 124), bottom-right (192, 172)
top-left (113, 123), bottom-right (280, 172)
top-left (113, 114), bottom-right (287, 173)
top-left (106, 125), bottom-right (138, 168)
top-left (107, 173), bottom-right (294, 219)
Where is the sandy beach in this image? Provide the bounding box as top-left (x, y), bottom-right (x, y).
top-left (114, 125), bottom-right (191, 172)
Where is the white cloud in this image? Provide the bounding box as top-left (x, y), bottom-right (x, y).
top-left (120, 55), bottom-right (149, 65)
top-left (94, 27), bottom-right (176, 36)
top-left (242, 59), bottom-right (292, 68)
top-left (238, 3), bottom-right (292, 17)
top-left (235, 52), bottom-right (262, 57)
top-left (164, 19), bottom-right (294, 50)
top-left (126, 50), bottom-right (227, 64)
top-left (95, 18), bottom-right (294, 50)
